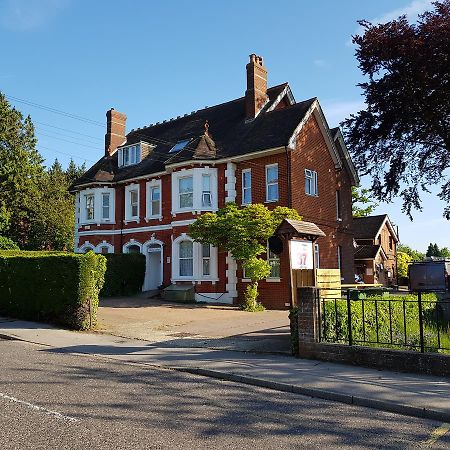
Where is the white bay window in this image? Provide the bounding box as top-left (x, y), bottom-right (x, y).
top-left (172, 235), bottom-right (218, 281)
top-left (171, 168), bottom-right (218, 214)
top-left (79, 188), bottom-right (115, 224)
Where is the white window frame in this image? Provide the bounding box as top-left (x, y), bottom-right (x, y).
top-left (101, 192), bottom-right (110, 220)
top-left (146, 179), bottom-right (162, 219)
top-left (85, 193), bottom-right (95, 222)
top-left (242, 169), bottom-right (252, 204)
top-left (337, 245), bottom-right (342, 271)
top-left (336, 189), bottom-right (342, 221)
top-left (267, 242), bottom-right (281, 280)
top-left (123, 240), bottom-right (143, 254)
top-left (201, 174), bottom-right (212, 207)
top-left (118, 143), bottom-right (141, 168)
top-left (314, 243), bottom-right (320, 269)
top-left (77, 241), bottom-right (96, 253)
top-left (265, 163), bottom-right (279, 202)
top-left (171, 234), bottom-right (218, 282)
top-left (305, 169), bottom-right (318, 196)
top-left (79, 187), bottom-right (115, 225)
top-left (178, 175), bottom-right (194, 209)
top-left (125, 184), bottom-right (140, 222)
top-left (171, 168), bottom-right (218, 214)
top-left (178, 240), bottom-right (194, 277)
top-left (201, 244), bottom-right (211, 276)
top-left (96, 241), bottom-right (114, 254)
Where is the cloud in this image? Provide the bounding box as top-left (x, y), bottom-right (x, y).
top-left (347, 0), bottom-right (434, 45)
top-left (322, 100), bottom-right (366, 128)
top-left (0, 0), bottom-right (69, 31)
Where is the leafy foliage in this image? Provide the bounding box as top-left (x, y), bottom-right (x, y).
top-left (351, 186), bottom-right (378, 217)
top-left (0, 93), bottom-right (86, 250)
top-left (0, 250), bottom-right (106, 330)
top-left (100, 254), bottom-right (146, 297)
top-left (0, 93), bottom-right (44, 246)
top-left (0, 236), bottom-right (19, 250)
top-left (322, 293), bottom-right (450, 352)
top-left (396, 251), bottom-right (411, 279)
top-left (190, 203), bottom-right (301, 310)
top-left (426, 242), bottom-right (450, 258)
top-left (398, 244), bottom-right (425, 262)
top-left (343, 1), bottom-right (450, 218)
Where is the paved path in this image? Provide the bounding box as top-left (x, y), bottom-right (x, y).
top-left (98, 296), bottom-right (290, 353)
top-left (1, 317), bottom-right (449, 423)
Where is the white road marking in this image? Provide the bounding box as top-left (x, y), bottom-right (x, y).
top-left (0, 392), bottom-right (79, 422)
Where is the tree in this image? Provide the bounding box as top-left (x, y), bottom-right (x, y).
top-left (28, 159), bottom-right (76, 251)
top-left (352, 186), bottom-right (378, 217)
top-left (189, 203), bottom-right (301, 311)
top-left (397, 251), bottom-right (412, 278)
top-left (66, 158), bottom-right (86, 185)
top-left (425, 242), bottom-right (450, 258)
top-left (398, 244), bottom-right (424, 261)
top-left (0, 93), bottom-right (44, 246)
top-left (343, 1), bottom-right (450, 219)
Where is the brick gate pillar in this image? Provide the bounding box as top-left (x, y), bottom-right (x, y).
top-left (296, 287), bottom-right (320, 357)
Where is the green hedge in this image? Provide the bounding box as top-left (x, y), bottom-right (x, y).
top-left (0, 250), bottom-right (106, 330)
top-left (100, 253), bottom-right (146, 297)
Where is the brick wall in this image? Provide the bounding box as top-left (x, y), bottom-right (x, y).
top-left (290, 114), bottom-right (355, 282)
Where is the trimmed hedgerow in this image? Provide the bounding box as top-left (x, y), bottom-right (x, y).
top-left (100, 253), bottom-right (146, 297)
top-left (0, 250), bottom-right (106, 330)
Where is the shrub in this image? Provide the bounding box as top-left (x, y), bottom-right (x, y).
top-left (100, 253), bottom-right (146, 297)
top-left (0, 250), bottom-right (106, 330)
top-left (0, 236), bottom-right (19, 250)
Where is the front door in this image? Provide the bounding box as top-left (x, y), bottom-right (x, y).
top-left (144, 245), bottom-right (162, 291)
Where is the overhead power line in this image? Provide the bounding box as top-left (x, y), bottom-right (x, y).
top-left (5, 94), bottom-right (104, 127)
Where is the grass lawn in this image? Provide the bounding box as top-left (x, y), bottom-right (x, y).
top-left (321, 293), bottom-right (450, 353)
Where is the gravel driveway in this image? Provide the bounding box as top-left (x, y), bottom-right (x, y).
top-left (96, 295), bottom-right (291, 354)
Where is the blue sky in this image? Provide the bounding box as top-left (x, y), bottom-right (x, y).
top-left (0, 0), bottom-right (447, 251)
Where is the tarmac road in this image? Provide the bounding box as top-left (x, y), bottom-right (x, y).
top-left (0, 339), bottom-right (449, 450)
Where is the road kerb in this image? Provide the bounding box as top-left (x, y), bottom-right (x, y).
top-left (179, 367), bottom-right (450, 423)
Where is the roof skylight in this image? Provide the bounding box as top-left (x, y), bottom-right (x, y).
top-left (169, 139), bottom-right (190, 153)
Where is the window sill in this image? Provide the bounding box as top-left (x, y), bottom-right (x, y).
top-left (145, 216), bottom-right (162, 222)
top-left (305, 193), bottom-right (319, 197)
top-left (124, 218), bottom-right (139, 224)
top-left (266, 278), bottom-right (281, 282)
top-left (241, 278), bottom-right (251, 282)
top-left (264, 199), bottom-right (279, 204)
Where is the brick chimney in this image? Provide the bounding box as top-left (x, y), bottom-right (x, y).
top-left (105, 108), bottom-right (126, 156)
top-left (245, 54), bottom-right (268, 120)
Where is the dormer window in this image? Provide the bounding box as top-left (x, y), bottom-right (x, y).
top-left (169, 139), bottom-right (190, 153)
top-left (118, 144), bottom-right (141, 167)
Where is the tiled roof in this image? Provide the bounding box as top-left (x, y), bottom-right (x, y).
top-left (355, 245), bottom-right (382, 259)
top-left (353, 215), bottom-right (388, 240)
top-left (72, 84), bottom-right (316, 187)
top-left (276, 219), bottom-right (326, 238)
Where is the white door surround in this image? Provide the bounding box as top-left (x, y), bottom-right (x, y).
top-left (143, 239), bottom-right (163, 291)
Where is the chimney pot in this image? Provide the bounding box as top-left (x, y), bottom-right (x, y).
top-left (105, 108), bottom-right (127, 157)
top-left (245, 54), bottom-right (268, 119)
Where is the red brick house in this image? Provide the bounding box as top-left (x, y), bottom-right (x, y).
top-left (72, 54), bottom-right (359, 309)
top-left (354, 214), bottom-right (399, 286)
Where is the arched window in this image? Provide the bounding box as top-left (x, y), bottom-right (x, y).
top-left (179, 240), bottom-right (193, 276)
top-left (127, 244), bottom-right (141, 254)
top-left (99, 246), bottom-right (109, 254)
